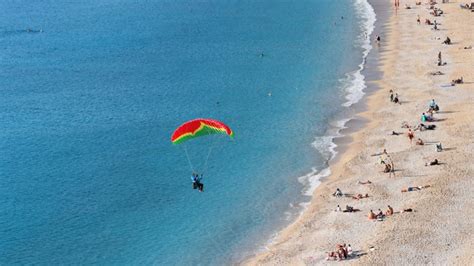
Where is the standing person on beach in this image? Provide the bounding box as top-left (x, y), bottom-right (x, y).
top-left (407, 129), bottom-right (415, 144)
top-left (389, 158), bottom-right (395, 177)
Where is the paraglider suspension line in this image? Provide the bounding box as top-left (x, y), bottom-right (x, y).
top-left (183, 145), bottom-right (195, 172)
top-left (202, 137), bottom-right (217, 175)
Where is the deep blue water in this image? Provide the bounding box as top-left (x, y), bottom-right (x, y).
top-left (0, 0), bottom-right (365, 264)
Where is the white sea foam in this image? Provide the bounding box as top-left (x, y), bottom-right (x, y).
top-left (258, 0), bottom-right (378, 256)
top-left (342, 0), bottom-right (377, 107)
top-left (297, 0), bottom-right (376, 199)
top-left (299, 117), bottom-right (349, 197)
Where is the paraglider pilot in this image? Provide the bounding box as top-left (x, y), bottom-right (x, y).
top-left (191, 173), bottom-right (204, 192)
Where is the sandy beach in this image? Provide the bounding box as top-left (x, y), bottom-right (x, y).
top-left (246, 0), bottom-right (474, 265)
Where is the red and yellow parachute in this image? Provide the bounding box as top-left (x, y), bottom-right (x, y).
top-left (171, 118), bottom-right (233, 175)
top-left (171, 118), bottom-right (233, 145)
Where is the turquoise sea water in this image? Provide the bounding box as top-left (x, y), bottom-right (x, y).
top-left (0, 0), bottom-right (372, 264)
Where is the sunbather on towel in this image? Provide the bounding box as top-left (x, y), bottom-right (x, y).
top-left (401, 185), bottom-right (431, 192)
top-left (425, 159), bottom-right (440, 166)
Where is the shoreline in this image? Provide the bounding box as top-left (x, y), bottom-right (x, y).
top-left (332, 0), bottom-right (391, 167)
top-left (239, 0), bottom-right (389, 262)
top-left (245, 0), bottom-right (473, 264)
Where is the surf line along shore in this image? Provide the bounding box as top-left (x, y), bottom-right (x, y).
top-left (244, 0), bottom-right (474, 264)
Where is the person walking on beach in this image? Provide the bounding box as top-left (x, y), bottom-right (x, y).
top-left (407, 128), bottom-right (415, 144)
top-left (382, 155), bottom-right (395, 177)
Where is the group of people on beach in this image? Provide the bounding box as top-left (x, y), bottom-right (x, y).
top-left (418, 2), bottom-right (468, 88)
top-left (389, 90), bottom-right (401, 104)
top-left (367, 205), bottom-right (393, 220)
top-left (321, 1), bottom-right (467, 262)
top-left (326, 243), bottom-right (353, 261)
top-left (379, 149), bottom-right (395, 175)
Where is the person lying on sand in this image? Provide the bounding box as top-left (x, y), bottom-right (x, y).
top-left (425, 159), bottom-right (440, 166)
top-left (357, 180), bottom-right (372, 185)
top-left (416, 138), bottom-right (424, 145)
top-left (425, 19), bottom-right (433, 25)
top-left (368, 210), bottom-right (376, 220)
top-left (451, 77), bottom-right (464, 86)
top-left (353, 193), bottom-right (369, 200)
top-left (386, 205), bottom-right (394, 216)
top-left (371, 149), bottom-right (388, 157)
top-left (415, 123), bottom-right (436, 131)
top-left (459, 2), bottom-right (474, 9)
top-left (429, 71), bottom-right (444, 75)
top-left (401, 185), bottom-right (431, 192)
top-left (343, 205), bottom-right (360, 213)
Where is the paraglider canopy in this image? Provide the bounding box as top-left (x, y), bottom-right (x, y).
top-left (171, 118), bottom-right (233, 145)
